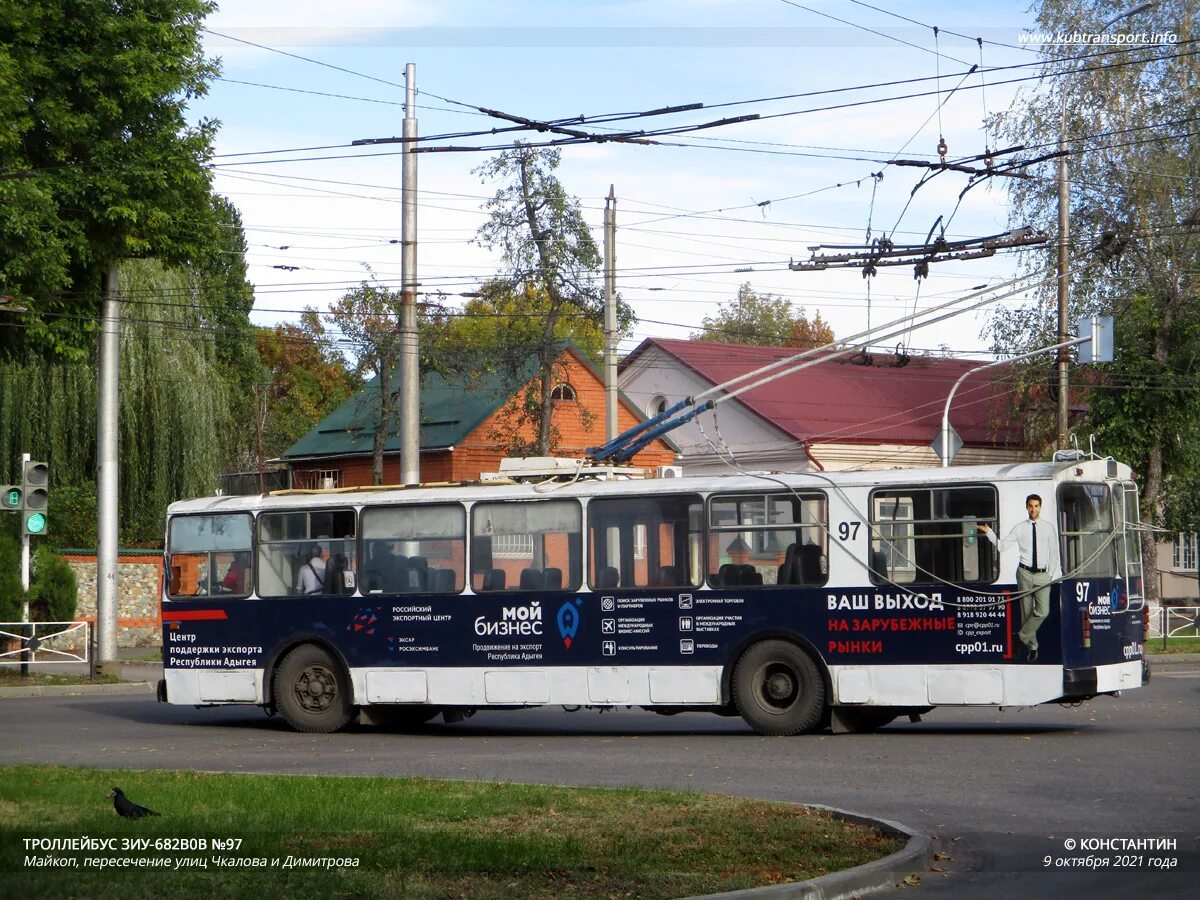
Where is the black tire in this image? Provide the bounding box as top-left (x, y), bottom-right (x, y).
top-left (273, 644), bottom-right (355, 733)
top-left (732, 640), bottom-right (826, 736)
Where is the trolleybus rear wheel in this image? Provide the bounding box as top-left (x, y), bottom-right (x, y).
top-left (273, 644), bottom-right (355, 733)
top-left (733, 640), bottom-right (826, 736)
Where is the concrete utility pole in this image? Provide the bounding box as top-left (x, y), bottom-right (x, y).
top-left (96, 265), bottom-right (120, 675)
top-left (1056, 124), bottom-right (1070, 450)
top-left (604, 185), bottom-right (618, 442)
top-left (399, 62), bottom-right (420, 485)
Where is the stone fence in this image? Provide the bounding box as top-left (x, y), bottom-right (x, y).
top-left (61, 550), bottom-right (163, 649)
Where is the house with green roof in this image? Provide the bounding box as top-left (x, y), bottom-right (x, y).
top-left (282, 344), bottom-right (676, 487)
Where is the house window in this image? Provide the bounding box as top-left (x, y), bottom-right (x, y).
top-left (550, 383), bottom-right (577, 402)
top-left (1172, 533), bottom-right (1197, 571)
top-left (293, 468), bottom-right (342, 490)
top-left (650, 395), bottom-right (668, 417)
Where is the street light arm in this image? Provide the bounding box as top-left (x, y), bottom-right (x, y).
top-left (941, 335), bottom-right (1092, 468)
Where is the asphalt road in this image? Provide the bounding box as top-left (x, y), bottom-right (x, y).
top-left (2, 661), bottom-right (1197, 897)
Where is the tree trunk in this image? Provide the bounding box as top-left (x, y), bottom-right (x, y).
top-left (372, 361), bottom-right (390, 485)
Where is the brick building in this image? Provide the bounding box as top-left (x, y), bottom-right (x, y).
top-left (282, 344), bottom-right (676, 487)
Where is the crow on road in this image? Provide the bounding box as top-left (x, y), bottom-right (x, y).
top-left (107, 787), bottom-right (161, 819)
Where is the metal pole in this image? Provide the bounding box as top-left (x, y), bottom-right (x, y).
top-left (399, 62), bottom-right (420, 485)
top-left (96, 266), bottom-right (120, 675)
top-left (942, 336), bottom-right (1091, 468)
top-left (604, 185), bottom-right (618, 442)
top-left (1056, 119), bottom-right (1070, 450)
top-left (20, 451), bottom-right (29, 677)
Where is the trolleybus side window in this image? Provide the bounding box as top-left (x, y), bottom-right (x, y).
top-left (587, 495), bottom-right (703, 589)
top-left (1058, 482), bottom-right (1117, 578)
top-left (868, 485), bottom-right (998, 585)
top-left (361, 504), bottom-right (465, 594)
top-left (257, 509), bottom-right (357, 597)
top-left (707, 492), bottom-right (827, 587)
top-left (471, 500), bottom-right (581, 592)
top-left (167, 513), bottom-right (253, 599)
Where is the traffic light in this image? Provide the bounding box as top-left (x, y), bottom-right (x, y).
top-left (22, 460), bottom-right (48, 536)
top-left (0, 485), bottom-right (20, 510)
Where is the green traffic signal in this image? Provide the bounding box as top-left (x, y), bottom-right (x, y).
top-left (21, 460), bottom-right (48, 532)
top-left (0, 485), bottom-right (19, 509)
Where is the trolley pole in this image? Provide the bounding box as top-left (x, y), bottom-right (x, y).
top-left (604, 185), bottom-right (618, 442)
top-left (20, 451), bottom-right (29, 677)
top-left (399, 62), bottom-right (420, 485)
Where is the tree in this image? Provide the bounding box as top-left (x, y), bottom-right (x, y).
top-left (28, 546), bottom-right (77, 622)
top-left (691, 283), bottom-right (836, 348)
top-left (474, 144), bottom-right (626, 454)
top-left (325, 282), bottom-right (406, 485)
top-left (988, 0), bottom-right (1200, 604)
top-left (0, 531), bottom-right (24, 622)
top-left (254, 315), bottom-right (357, 465)
top-left (0, 258), bottom-right (238, 544)
top-left (0, 0), bottom-right (220, 359)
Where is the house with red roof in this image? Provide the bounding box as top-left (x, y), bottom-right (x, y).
top-left (619, 338), bottom-right (1028, 473)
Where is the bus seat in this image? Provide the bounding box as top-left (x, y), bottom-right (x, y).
top-left (323, 553), bottom-right (349, 595)
top-left (654, 565), bottom-right (680, 586)
top-left (798, 544), bottom-right (825, 584)
top-left (869, 550), bottom-right (888, 580)
top-left (408, 556), bottom-right (428, 571)
top-left (399, 566), bottom-right (426, 592)
top-left (777, 544), bottom-right (798, 585)
top-left (718, 563), bottom-right (739, 586)
top-left (483, 568), bottom-right (506, 591)
top-left (738, 564), bottom-right (762, 585)
top-left (543, 567), bottom-right (563, 590)
top-left (429, 568), bottom-right (456, 592)
top-left (595, 566), bottom-right (619, 589)
top-left (519, 567), bottom-right (544, 590)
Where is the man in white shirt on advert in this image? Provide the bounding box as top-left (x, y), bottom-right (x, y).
top-left (977, 494), bottom-right (1061, 662)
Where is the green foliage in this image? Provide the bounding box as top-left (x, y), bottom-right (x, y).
top-left (0, 0), bottom-right (221, 359)
top-left (987, 0), bottom-right (1200, 547)
top-left (0, 531), bottom-right (23, 621)
top-left (49, 483), bottom-right (98, 549)
top-left (0, 259), bottom-right (237, 544)
top-left (322, 280), bottom-right (420, 484)
top-left (255, 316), bottom-right (356, 463)
top-left (691, 283), bottom-right (835, 347)
top-left (28, 546), bottom-right (77, 622)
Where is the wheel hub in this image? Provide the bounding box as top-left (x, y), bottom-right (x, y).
top-left (295, 665), bottom-right (336, 711)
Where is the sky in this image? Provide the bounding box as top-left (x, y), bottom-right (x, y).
top-left (194, 0), bottom-right (1064, 362)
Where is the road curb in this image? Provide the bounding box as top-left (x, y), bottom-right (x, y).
top-left (688, 805), bottom-right (933, 899)
top-left (0, 681), bottom-right (155, 699)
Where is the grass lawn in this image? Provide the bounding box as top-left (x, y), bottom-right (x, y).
top-left (1145, 637), bottom-right (1200, 654)
top-left (0, 765), bottom-right (903, 899)
top-left (0, 670), bottom-right (121, 687)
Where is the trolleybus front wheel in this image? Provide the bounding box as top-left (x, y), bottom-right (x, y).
top-left (733, 640), bottom-right (826, 736)
top-left (273, 644), bottom-right (355, 733)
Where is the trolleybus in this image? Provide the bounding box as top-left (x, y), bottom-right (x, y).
top-left (158, 453), bottom-right (1148, 735)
